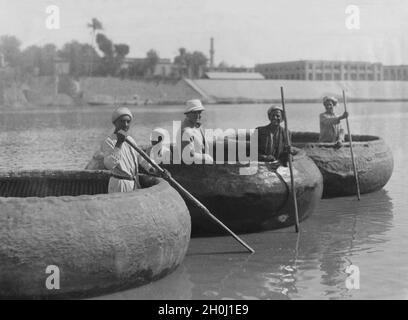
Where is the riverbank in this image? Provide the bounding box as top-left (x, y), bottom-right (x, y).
top-left (1, 75), bottom-right (408, 109)
top-left (0, 76), bottom-right (205, 108)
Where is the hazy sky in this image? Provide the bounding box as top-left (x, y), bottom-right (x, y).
top-left (0, 0), bottom-right (407, 66)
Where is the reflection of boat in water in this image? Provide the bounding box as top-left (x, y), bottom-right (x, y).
top-left (292, 132), bottom-right (393, 198)
top-left (306, 189), bottom-right (394, 298)
top-left (179, 235), bottom-right (301, 300)
top-left (94, 238), bottom-right (296, 300)
top-left (93, 264), bottom-right (194, 300)
top-left (0, 170), bottom-right (190, 299)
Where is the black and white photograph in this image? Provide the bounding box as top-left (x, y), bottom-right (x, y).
top-left (0, 0), bottom-right (407, 304)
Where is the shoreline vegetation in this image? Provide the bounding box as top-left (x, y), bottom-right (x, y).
top-left (1, 75), bottom-right (408, 109)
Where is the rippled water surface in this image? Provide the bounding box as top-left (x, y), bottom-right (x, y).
top-left (1, 102), bottom-right (407, 299)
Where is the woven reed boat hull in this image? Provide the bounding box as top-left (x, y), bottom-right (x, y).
top-left (292, 132), bottom-right (394, 198)
top-left (0, 170), bottom-right (190, 299)
top-left (162, 150), bottom-right (323, 236)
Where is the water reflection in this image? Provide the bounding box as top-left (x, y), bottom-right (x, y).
top-left (94, 265), bottom-right (194, 300)
top-left (296, 189), bottom-right (393, 299)
top-left (107, 189), bottom-right (393, 300)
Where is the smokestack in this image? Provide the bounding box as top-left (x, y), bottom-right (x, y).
top-left (210, 37), bottom-right (215, 69)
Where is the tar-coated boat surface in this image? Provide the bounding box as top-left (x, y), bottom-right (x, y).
top-left (292, 132), bottom-right (393, 198)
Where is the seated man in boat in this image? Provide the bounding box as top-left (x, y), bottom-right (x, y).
top-left (319, 96), bottom-right (348, 147)
top-left (102, 107), bottom-right (167, 193)
top-left (255, 105), bottom-right (292, 166)
top-left (179, 99), bottom-right (214, 164)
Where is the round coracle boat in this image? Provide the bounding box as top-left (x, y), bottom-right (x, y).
top-left (291, 132), bottom-right (394, 198)
top-left (0, 170), bottom-right (190, 299)
top-left (86, 138), bottom-right (323, 236)
top-left (161, 149), bottom-right (323, 236)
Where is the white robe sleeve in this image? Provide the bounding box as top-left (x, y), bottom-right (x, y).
top-left (101, 137), bottom-right (122, 170)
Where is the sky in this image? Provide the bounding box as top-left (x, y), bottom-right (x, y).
top-left (0, 0), bottom-right (407, 66)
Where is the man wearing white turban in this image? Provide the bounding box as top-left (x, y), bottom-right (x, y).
top-left (255, 105), bottom-right (291, 166)
top-left (102, 107), bottom-right (157, 193)
top-left (179, 99), bottom-right (213, 164)
top-left (319, 96), bottom-right (348, 147)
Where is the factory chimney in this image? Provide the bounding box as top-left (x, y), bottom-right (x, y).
top-left (210, 37), bottom-right (215, 70)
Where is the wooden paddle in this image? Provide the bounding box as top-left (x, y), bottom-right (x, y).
top-left (342, 90), bottom-right (361, 200)
top-left (280, 87), bottom-right (300, 233)
top-left (119, 130), bottom-right (255, 254)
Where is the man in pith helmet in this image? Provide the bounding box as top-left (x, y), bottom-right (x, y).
top-left (179, 99), bottom-right (213, 164)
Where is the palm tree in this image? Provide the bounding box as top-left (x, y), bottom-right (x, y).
top-left (87, 18), bottom-right (103, 76)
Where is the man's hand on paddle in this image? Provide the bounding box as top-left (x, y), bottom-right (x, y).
top-left (115, 130), bottom-right (127, 146)
top-left (340, 111), bottom-right (349, 120)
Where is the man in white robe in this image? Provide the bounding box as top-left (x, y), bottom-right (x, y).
top-left (102, 107), bottom-right (157, 193)
top-left (319, 96), bottom-right (349, 147)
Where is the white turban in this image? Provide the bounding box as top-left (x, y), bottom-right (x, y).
top-left (150, 128), bottom-right (171, 144)
top-left (323, 96), bottom-right (338, 106)
top-left (111, 107), bottom-right (133, 123)
top-left (267, 105), bottom-right (283, 117)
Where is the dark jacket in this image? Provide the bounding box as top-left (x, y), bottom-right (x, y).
top-left (255, 124), bottom-right (291, 164)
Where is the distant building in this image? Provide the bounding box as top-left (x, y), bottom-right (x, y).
top-left (383, 65), bottom-right (408, 81)
top-left (255, 60), bottom-right (383, 81)
top-left (121, 57), bottom-right (173, 78)
top-left (213, 66), bottom-right (255, 73)
top-left (151, 58), bottom-right (173, 77)
top-left (121, 57), bottom-right (145, 70)
top-left (204, 72), bottom-right (264, 80)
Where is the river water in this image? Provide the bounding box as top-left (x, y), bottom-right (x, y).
top-left (1, 102), bottom-right (407, 299)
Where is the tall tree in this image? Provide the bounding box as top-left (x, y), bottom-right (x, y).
top-left (174, 47), bottom-right (188, 78)
top-left (146, 49), bottom-right (159, 76)
top-left (191, 51), bottom-right (208, 78)
top-left (86, 18), bottom-right (103, 76)
top-left (114, 44), bottom-right (129, 59)
top-left (0, 35), bottom-right (21, 67)
top-left (39, 43), bottom-right (57, 76)
top-left (96, 33), bottom-right (113, 59)
top-left (174, 48), bottom-right (208, 79)
top-left (21, 45), bottom-right (42, 74)
top-left (114, 44), bottom-right (130, 78)
top-left (58, 41), bottom-right (100, 77)
top-left (96, 33), bottom-right (115, 75)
